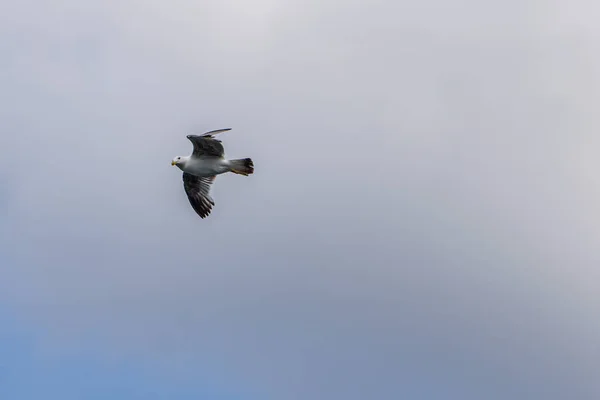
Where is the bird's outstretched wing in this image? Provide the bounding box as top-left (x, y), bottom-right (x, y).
top-left (186, 128), bottom-right (231, 158)
top-left (183, 172), bottom-right (216, 219)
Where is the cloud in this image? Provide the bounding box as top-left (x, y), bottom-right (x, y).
top-left (1, 0), bottom-right (600, 398)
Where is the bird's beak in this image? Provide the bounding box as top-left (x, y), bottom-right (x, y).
top-left (171, 161), bottom-right (176, 166)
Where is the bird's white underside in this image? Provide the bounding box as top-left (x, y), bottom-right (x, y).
top-left (177, 156), bottom-right (231, 177)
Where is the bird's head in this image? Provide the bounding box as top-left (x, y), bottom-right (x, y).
top-left (171, 156), bottom-right (184, 167)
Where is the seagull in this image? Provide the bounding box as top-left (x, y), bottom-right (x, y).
top-left (171, 128), bottom-right (254, 219)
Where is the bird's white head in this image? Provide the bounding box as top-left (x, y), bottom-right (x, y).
top-left (171, 156), bottom-right (185, 168)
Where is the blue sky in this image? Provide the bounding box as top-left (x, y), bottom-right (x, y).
top-left (0, 307), bottom-right (245, 399)
top-left (2, 0), bottom-right (600, 399)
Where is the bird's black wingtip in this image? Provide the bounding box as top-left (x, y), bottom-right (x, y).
top-left (201, 128), bottom-right (232, 137)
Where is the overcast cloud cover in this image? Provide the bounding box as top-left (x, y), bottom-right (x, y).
top-left (1, 0), bottom-right (600, 398)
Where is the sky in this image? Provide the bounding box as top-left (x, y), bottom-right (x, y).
top-left (1, 0), bottom-right (600, 399)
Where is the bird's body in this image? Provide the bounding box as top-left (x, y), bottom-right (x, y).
top-left (171, 128), bottom-right (254, 219)
top-left (174, 156), bottom-right (231, 177)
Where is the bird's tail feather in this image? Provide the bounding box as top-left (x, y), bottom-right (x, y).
top-left (229, 158), bottom-right (254, 176)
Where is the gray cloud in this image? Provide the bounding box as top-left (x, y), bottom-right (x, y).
top-left (2, 0), bottom-right (600, 398)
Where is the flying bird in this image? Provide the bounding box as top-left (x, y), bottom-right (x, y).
top-left (171, 128), bottom-right (254, 219)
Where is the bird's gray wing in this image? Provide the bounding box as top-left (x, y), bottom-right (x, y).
top-left (183, 172), bottom-right (216, 219)
top-left (186, 128), bottom-right (230, 158)
top-left (200, 128), bottom-right (231, 137)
